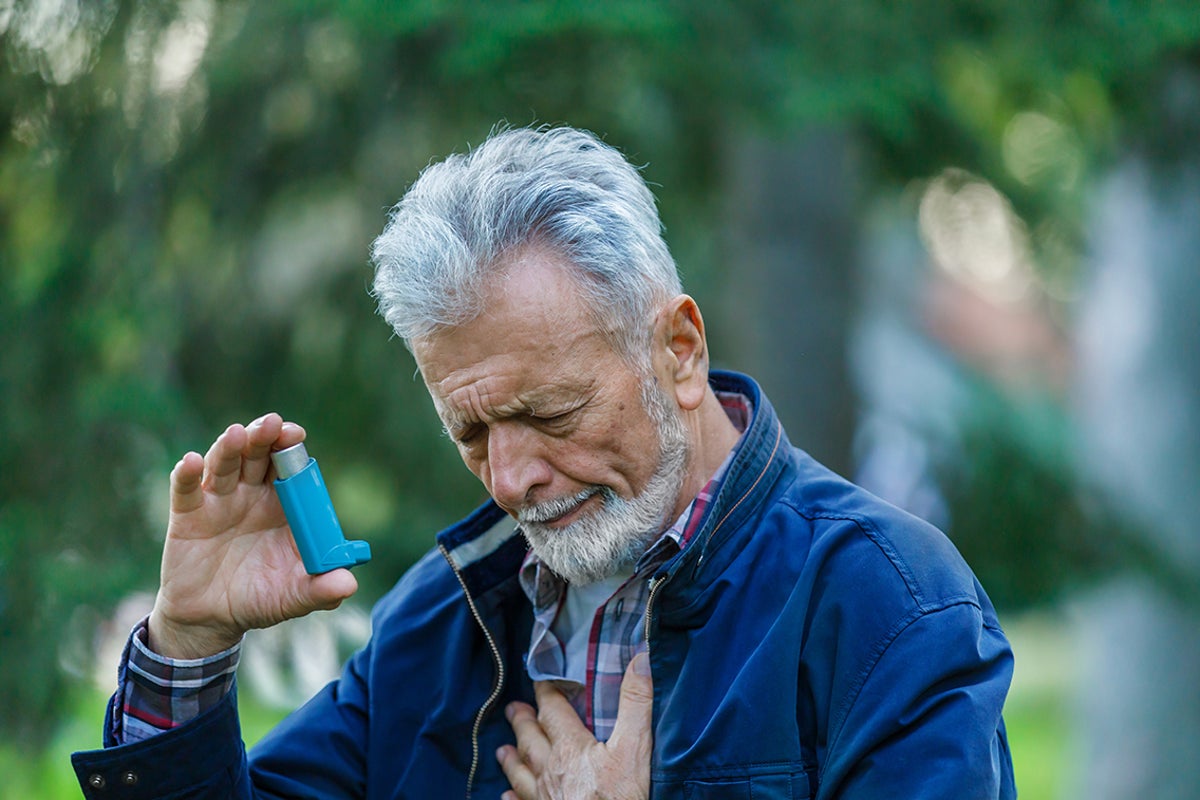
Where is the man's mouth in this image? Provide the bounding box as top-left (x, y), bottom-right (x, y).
top-left (520, 487), bottom-right (601, 527)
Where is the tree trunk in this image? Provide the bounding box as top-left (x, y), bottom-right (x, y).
top-left (714, 126), bottom-right (860, 477)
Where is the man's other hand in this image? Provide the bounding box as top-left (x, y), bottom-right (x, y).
top-left (498, 653), bottom-right (653, 800)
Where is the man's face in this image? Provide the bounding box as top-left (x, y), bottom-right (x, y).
top-left (412, 245), bottom-right (690, 583)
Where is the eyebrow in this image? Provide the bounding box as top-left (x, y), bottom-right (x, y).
top-left (438, 390), bottom-right (582, 439)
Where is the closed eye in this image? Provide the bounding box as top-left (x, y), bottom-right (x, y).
top-left (447, 423), bottom-right (485, 447)
top-left (532, 407), bottom-right (578, 431)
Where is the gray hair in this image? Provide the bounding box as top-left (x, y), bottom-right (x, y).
top-left (369, 125), bottom-right (682, 363)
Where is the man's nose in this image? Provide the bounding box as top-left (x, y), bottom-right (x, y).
top-left (486, 423), bottom-right (553, 512)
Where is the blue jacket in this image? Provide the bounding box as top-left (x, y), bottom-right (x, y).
top-left (72, 371), bottom-right (1016, 799)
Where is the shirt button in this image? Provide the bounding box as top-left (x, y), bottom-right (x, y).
top-left (87, 773), bottom-right (106, 789)
top-left (121, 771), bottom-right (139, 786)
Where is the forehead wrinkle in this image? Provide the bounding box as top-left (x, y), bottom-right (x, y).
top-left (445, 379), bottom-right (495, 426)
top-left (441, 374), bottom-right (595, 432)
top-left (440, 375), bottom-right (536, 428)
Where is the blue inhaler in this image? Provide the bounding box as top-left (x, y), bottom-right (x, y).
top-left (271, 442), bottom-right (371, 575)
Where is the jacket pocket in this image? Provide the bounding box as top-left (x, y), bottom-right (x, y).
top-left (654, 767), bottom-right (812, 800)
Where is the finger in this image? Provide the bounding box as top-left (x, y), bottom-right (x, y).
top-left (606, 652), bottom-right (655, 758)
top-left (240, 413), bottom-right (284, 485)
top-left (169, 451), bottom-right (206, 514)
top-left (265, 422), bottom-right (308, 481)
top-left (506, 701), bottom-right (550, 772)
top-left (202, 424), bottom-right (248, 496)
top-left (496, 745), bottom-right (537, 800)
top-left (532, 680), bottom-right (590, 743)
top-left (303, 568), bottom-right (359, 611)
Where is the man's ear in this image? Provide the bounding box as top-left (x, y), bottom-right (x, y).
top-left (655, 295), bottom-right (709, 411)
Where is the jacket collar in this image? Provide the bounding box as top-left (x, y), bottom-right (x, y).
top-left (671, 370), bottom-right (790, 585)
top-left (437, 501), bottom-right (525, 600)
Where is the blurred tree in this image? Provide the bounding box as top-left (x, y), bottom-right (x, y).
top-left (1065, 59), bottom-right (1200, 797)
top-left (1, 0), bottom-right (1198, 747)
top-left (716, 126), bottom-right (860, 478)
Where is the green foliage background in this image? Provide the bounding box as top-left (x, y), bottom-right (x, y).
top-left (2, 0), bottom-right (1198, 765)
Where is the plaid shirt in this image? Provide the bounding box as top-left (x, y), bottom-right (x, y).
top-left (519, 472), bottom-right (719, 742)
top-left (517, 390), bottom-right (750, 741)
top-left (117, 618), bottom-right (240, 743)
top-left (117, 391), bottom-right (750, 745)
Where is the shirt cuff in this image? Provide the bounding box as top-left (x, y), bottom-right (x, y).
top-left (114, 616), bottom-right (242, 744)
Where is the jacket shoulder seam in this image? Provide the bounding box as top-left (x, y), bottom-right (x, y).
top-left (783, 501), bottom-right (927, 607)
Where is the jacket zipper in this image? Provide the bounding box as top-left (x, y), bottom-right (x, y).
top-left (643, 574), bottom-right (666, 650)
top-left (438, 543), bottom-right (506, 800)
top-left (695, 421), bottom-right (782, 572)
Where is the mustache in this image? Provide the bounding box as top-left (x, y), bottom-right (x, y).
top-left (518, 487), bottom-right (604, 524)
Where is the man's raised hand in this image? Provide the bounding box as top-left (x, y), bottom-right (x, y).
top-left (147, 414), bottom-right (358, 659)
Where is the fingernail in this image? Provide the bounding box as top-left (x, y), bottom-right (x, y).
top-left (632, 652), bottom-right (651, 676)
top-left (505, 702), bottom-right (516, 721)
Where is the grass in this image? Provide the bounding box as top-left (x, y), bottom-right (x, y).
top-left (1007, 688), bottom-right (1070, 799)
top-left (1003, 610), bottom-right (1078, 800)
top-left (0, 700), bottom-right (103, 800)
top-left (0, 690), bottom-right (290, 800)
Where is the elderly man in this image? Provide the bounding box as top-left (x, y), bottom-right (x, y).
top-left (72, 126), bottom-right (1016, 799)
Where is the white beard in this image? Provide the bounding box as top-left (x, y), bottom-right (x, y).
top-left (518, 381), bottom-right (690, 585)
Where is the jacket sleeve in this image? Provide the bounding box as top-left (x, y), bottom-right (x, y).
top-left (817, 600), bottom-right (1016, 800)
top-left (246, 644), bottom-right (371, 797)
top-left (70, 642), bottom-right (372, 800)
top-left (71, 685), bottom-right (253, 799)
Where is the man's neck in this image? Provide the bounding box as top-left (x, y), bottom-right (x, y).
top-left (672, 386), bottom-right (743, 522)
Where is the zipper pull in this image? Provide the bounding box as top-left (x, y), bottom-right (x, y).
top-left (643, 575), bottom-right (666, 649)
